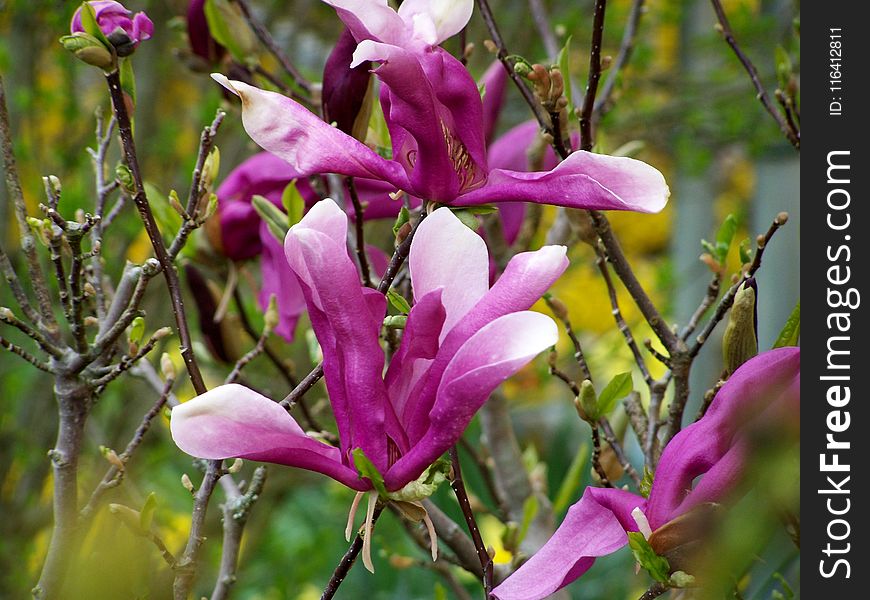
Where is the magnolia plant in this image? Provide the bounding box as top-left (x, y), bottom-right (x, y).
top-left (0, 0), bottom-right (800, 599)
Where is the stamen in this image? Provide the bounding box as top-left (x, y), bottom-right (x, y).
top-left (362, 491), bottom-right (379, 573)
top-left (345, 491), bottom-right (365, 542)
top-left (631, 507), bottom-right (653, 540)
top-left (422, 509), bottom-right (438, 561)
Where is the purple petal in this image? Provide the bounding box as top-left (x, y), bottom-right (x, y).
top-left (355, 44), bottom-right (487, 201)
top-left (647, 347), bottom-right (800, 528)
top-left (402, 244), bottom-right (568, 442)
top-left (492, 487), bottom-right (645, 600)
top-left (384, 288), bottom-right (446, 435)
top-left (458, 150), bottom-right (670, 213)
top-left (480, 61), bottom-right (509, 144)
top-left (259, 221), bottom-right (305, 341)
top-left (409, 207), bottom-right (489, 335)
top-left (212, 75), bottom-right (409, 188)
top-left (285, 200), bottom-right (390, 471)
top-left (187, 0), bottom-right (225, 62)
top-left (215, 152), bottom-right (307, 260)
top-left (387, 311), bottom-right (557, 489)
top-left (170, 384), bottom-right (365, 489)
top-left (323, 28), bottom-right (372, 137)
top-left (131, 11), bottom-right (153, 43)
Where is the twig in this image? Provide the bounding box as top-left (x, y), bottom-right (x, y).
top-left (0, 335), bottom-right (53, 371)
top-left (347, 178), bottom-right (373, 287)
top-left (0, 76), bottom-right (57, 336)
top-left (680, 275), bottom-right (722, 341)
top-left (90, 330), bottom-right (167, 389)
top-left (449, 446), bottom-right (493, 598)
top-left (105, 69), bottom-right (207, 396)
top-left (638, 582), bottom-right (669, 600)
top-left (689, 213), bottom-right (788, 358)
top-left (234, 0), bottom-right (313, 96)
top-left (320, 504), bottom-right (385, 600)
top-left (589, 425), bottom-right (611, 487)
top-left (598, 418), bottom-right (641, 485)
top-left (544, 296), bottom-right (592, 381)
top-left (578, 0), bottom-right (608, 151)
top-left (709, 0), bottom-right (800, 149)
top-left (528, 0), bottom-right (560, 59)
top-left (168, 110), bottom-right (226, 261)
top-left (80, 377), bottom-right (175, 522)
top-left (594, 247), bottom-right (653, 385)
top-left (474, 0), bottom-right (551, 127)
top-left (224, 325), bottom-right (269, 384)
top-left (0, 306), bottom-right (64, 358)
top-left (173, 460), bottom-right (223, 600)
top-left (459, 437), bottom-right (509, 521)
top-left (0, 242), bottom-right (41, 327)
top-left (210, 466), bottom-right (268, 600)
top-left (594, 0), bottom-right (647, 118)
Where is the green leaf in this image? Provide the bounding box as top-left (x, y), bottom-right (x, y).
top-left (203, 0), bottom-right (257, 64)
top-left (557, 35), bottom-right (573, 108)
top-left (714, 214), bottom-right (738, 263)
top-left (596, 372), bottom-right (633, 417)
top-left (775, 46), bottom-right (793, 91)
top-left (352, 448), bottom-right (387, 497)
top-left (516, 494), bottom-right (539, 547)
top-left (451, 209), bottom-right (479, 231)
top-left (627, 532), bottom-right (671, 583)
top-left (281, 180), bottom-right (305, 227)
top-left (119, 58), bottom-right (136, 109)
top-left (638, 466), bottom-right (654, 499)
top-left (700, 239), bottom-right (716, 257)
top-left (251, 194), bottom-right (288, 242)
top-left (128, 316), bottom-right (146, 345)
top-left (392, 206), bottom-right (410, 236)
top-left (386, 289), bottom-right (411, 314)
top-left (144, 182), bottom-right (181, 235)
top-left (738, 237), bottom-right (752, 264)
top-left (79, 2), bottom-right (112, 48)
top-left (772, 301), bottom-right (800, 348)
top-left (553, 443), bottom-right (589, 513)
top-left (139, 492), bottom-right (157, 531)
top-left (433, 583), bottom-right (448, 600)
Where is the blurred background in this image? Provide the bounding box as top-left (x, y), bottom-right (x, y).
top-left (0, 0), bottom-right (799, 598)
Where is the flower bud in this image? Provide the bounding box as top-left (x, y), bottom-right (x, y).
top-left (160, 352), bottom-right (176, 381)
top-left (264, 294), bottom-right (280, 334)
top-left (60, 33), bottom-right (115, 69)
top-left (576, 379), bottom-right (597, 422)
top-left (722, 278), bottom-right (758, 376)
top-left (70, 2), bottom-right (154, 57)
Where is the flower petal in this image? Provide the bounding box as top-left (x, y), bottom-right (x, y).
top-left (402, 244), bottom-right (568, 442)
top-left (480, 61), bottom-right (509, 144)
top-left (323, 0), bottom-right (408, 46)
top-left (285, 200), bottom-right (390, 471)
top-left (259, 221), bottom-right (305, 341)
top-left (492, 487), bottom-right (644, 600)
top-left (397, 0), bottom-right (474, 45)
top-left (458, 150), bottom-right (670, 213)
top-left (386, 311), bottom-right (556, 489)
top-left (647, 347), bottom-right (800, 528)
top-left (409, 207), bottom-right (489, 336)
top-left (170, 384), bottom-right (364, 489)
top-left (215, 152), bottom-right (309, 260)
top-left (212, 75), bottom-right (408, 187)
top-left (323, 28), bottom-right (372, 137)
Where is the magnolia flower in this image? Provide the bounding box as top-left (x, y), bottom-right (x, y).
top-left (186, 0), bottom-right (224, 64)
top-left (71, 1), bottom-right (153, 55)
top-left (212, 0), bottom-right (668, 211)
top-left (172, 201), bottom-right (567, 564)
top-left (492, 347), bottom-right (800, 600)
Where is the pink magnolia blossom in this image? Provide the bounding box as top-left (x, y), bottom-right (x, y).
top-left (71, 1), bottom-right (153, 54)
top-left (492, 346), bottom-right (800, 600)
top-left (171, 200), bottom-right (567, 494)
top-left (211, 0), bottom-right (669, 211)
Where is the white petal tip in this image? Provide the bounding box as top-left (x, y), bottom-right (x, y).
top-left (210, 73), bottom-right (239, 96)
